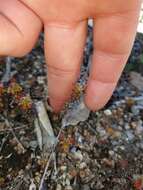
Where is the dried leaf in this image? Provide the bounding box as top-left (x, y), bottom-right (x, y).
top-left (62, 97), bottom-right (90, 127)
top-left (35, 101), bottom-right (54, 136)
top-left (35, 118), bottom-right (43, 150)
top-left (35, 101), bottom-right (56, 150)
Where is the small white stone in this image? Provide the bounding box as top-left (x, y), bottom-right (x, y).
top-left (37, 76), bottom-right (45, 84)
top-left (96, 127), bottom-right (106, 137)
top-left (65, 185), bottom-right (73, 190)
top-left (56, 184), bottom-right (62, 190)
top-left (79, 162), bottom-right (87, 169)
top-left (73, 150), bottom-right (83, 161)
top-left (125, 124), bottom-right (130, 130)
top-left (60, 165), bottom-right (67, 171)
top-left (65, 178), bottom-right (71, 186)
top-left (104, 109), bottom-right (112, 116)
top-left (119, 146), bottom-right (125, 151)
top-left (108, 150), bottom-right (114, 156)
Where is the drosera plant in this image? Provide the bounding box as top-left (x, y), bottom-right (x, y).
top-left (18, 95), bottom-right (33, 111)
top-left (0, 77), bottom-right (33, 119)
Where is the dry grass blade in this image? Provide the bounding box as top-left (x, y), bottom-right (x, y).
top-left (38, 125), bottom-right (65, 190)
top-left (35, 101), bottom-right (54, 136)
top-left (34, 101), bottom-right (56, 150)
top-left (1, 57), bottom-right (12, 83)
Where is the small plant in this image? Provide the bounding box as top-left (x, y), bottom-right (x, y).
top-left (7, 80), bottom-right (22, 95)
top-left (0, 78), bottom-right (33, 115)
top-left (18, 95), bottom-right (32, 110)
top-left (71, 83), bottom-right (85, 101)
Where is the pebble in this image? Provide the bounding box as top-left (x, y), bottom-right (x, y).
top-left (56, 184), bottom-right (62, 190)
top-left (102, 158), bottom-right (115, 167)
top-left (96, 127), bottom-right (106, 137)
top-left (29, 140), bottom-right (38, 150)
top-left (77, 135), bottom-right (83, 144)
top-left (60, 165), bottom-right (67, 172)
top-left (131, 122), bottom-right (138, 129)
top-left (95, 181), bottom-right (104, 189)
top-left (139, 141), bottom-right (143, 149)
top-left (107, 128), bottom-right (121, 139)
top-left (65, 178), bottom-right (71, 186)
top-left (82, 184), bottom-right (90, 190)
top-left (131, 105), bottom-right (140, 115)
top-left (25, 163), bottom-right (31, 170)
top-left (119, 146), bottom-right (125, 151)
top-left (108, 150), bottom-right (115, 157)
top-left (112, 131), bottom-right (122, 139)
top-left (125, 124), bottom-right (130, 130)
top-left (135, 125), bottom-right (143, 135)
top-left (125, 131), bottom-right (134, 141)
top-left (79, 162), bottom-right (87, 169)
top-left (104, 109), bottom-right (112, 116)
top-left (65, 185), bottom-right (73, 190)
top-left (37, 76), bottom-right (45, 84)
top-left (73, 150), bottom-right (83, 161)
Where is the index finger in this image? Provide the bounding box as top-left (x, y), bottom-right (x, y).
top-left (44, 21), bottom-right (87, 112)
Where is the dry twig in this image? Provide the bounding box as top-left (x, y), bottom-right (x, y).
top-left (4, 118), bottom-right (25, 153)
top-left (0, 125), bottom-right (28, 134)
top-left (0, 133), bottom-right (9, 152)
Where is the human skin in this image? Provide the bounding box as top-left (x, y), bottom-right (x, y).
top-left (0, 0), bottom-right (142, 112)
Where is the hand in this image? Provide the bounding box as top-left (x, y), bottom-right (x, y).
top-left (0, 0), bottom-right (141, 112)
